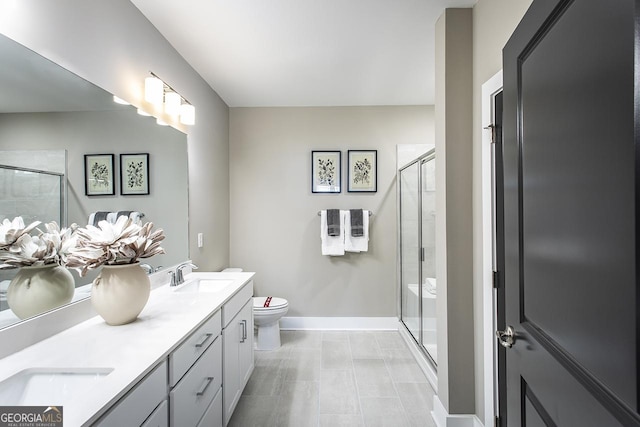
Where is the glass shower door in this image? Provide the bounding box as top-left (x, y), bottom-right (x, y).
top-left (421, 156), bottom-right (437, 361)
top-left (400, 162), bottom-right (420, 343)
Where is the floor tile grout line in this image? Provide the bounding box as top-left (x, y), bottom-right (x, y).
top-left (347, 331), bottom-right (367, 427)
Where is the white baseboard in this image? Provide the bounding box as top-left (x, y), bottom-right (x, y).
top-left (432, 395), bottom-right (484, 427)
top-left (279, 316), bottom-right (398, 330)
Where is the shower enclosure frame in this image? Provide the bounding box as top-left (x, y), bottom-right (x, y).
top-left (398, 148), bottom-right (437, 369)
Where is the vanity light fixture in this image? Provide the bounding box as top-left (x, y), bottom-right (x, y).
top-left (144, 72), bottom-right (196, 126)
top-left (137, 108), bottom-right (151, 117)
top-left (156, 118), bottom-right (169, 126)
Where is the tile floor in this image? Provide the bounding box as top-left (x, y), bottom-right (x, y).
top-left (228, 330), bottom-right (436, 427)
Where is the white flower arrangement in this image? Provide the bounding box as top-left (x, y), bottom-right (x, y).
top-left (0, 217), bottom-right (77, 269)
top-left (66, 216), bottom-right (165, 277)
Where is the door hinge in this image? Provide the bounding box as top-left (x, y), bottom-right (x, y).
top-left (495, 415), bottom-right (501, 427)
top-left (484, 124), bottom-right (496, 144)
top-left (421, 247), bottom-right (425, 262)
top-left (492, 270), bottom-right (499, 289)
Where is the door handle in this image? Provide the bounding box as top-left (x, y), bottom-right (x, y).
top-left (196, 376), bottom-right (214, 396)
top-left (240, 320), bottom-right (246, 343)
top-left (194, 333), bottom-right (213, 348)
top-left (496, 326), bottom-right (515, 348)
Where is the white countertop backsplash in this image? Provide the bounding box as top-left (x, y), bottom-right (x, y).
top-left (0, 271), bottom-right (255, 426)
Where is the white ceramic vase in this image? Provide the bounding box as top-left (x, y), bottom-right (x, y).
top-left (6, 264), bottom-right (75, 320)
top-left (91, 262), bottom-right (150, 326)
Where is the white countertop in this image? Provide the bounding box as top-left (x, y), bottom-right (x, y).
top-left (0, 271), bottom-right (255, 426)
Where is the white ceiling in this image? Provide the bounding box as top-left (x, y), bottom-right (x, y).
top-left (131, 0), bottom-right (477, 107)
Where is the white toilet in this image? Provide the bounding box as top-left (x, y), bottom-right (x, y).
top-left (221, 268), bottom-right (289, 351)
top-left (253, 296), bottom-right (289, 350)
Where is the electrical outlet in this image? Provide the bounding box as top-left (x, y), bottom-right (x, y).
top-left (197, 233), bottom-right (204, 248)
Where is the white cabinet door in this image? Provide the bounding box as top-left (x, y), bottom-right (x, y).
top-left (222, 285), bottom-right (255, 426)
top-left (237, 300), bottom-right (254, 391)
top-left (222, 312), bottom-right (241, 426)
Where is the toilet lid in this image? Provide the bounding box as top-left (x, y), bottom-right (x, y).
top-left (253, 297), bottom-right (288, 310)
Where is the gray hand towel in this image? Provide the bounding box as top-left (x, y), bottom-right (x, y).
top-left (93, 211), bottom-right (109, 225)
top-left (350, 209), bottom-right (364, 237)
top-left (327, 209), bottom-right (341, 237)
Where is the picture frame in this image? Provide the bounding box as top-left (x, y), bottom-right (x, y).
top-left (120, 153), bottom-right (150, 195)
top-left (311, 151), bottom-right (341, 193)
top-left (348, 150), bottom-right (377, 192)
top-left (84, 154), bottom-right (115, 196)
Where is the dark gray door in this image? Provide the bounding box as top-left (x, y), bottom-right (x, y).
top-left (502, 0), bottom-right (640, 425)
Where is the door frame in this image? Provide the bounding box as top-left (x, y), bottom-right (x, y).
top-left (481, 69), bottom-right (503, 427)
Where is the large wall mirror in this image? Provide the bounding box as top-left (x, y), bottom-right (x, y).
top-left (0, 33), bottom-right (189, 329)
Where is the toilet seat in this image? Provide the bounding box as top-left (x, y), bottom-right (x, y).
top-left (253, 297), bottom-right (288, 310)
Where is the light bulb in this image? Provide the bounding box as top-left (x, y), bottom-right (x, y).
top-left (144, 76), bottom-right (163, 106)
top-left (164, 91), bottom-right (181, 116)
top-left (180, 103), bottom-right (195, 125)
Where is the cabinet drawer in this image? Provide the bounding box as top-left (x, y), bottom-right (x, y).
top-left (170, 335), bottom-right (222, 427)
top-left (141, 399), bottom-right (168, 427)
top-left (197, 388), bottom-right (222, 427)
top-left (95, 360), bottom-right (167, 427)
top-left (222, 280), bottom-right (253, 328)
top-left (169, 310), bottom-right (221, 386)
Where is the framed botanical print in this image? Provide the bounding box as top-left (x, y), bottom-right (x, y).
top-left (348, 150), bottom-right (377, 192)
top-left (120, 153), bottom-right (150, 195)
top-left (311, 151), bottom-right (341, 193)
top-left (84, 154), bottom-right (115, 196)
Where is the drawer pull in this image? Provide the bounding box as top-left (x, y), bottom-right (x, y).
top-left (196, 376), bottom-right (215, 396)
top-left (195, 333), bottom-right (213, 348)
top-left (240, 320), bottom-right (247, 342)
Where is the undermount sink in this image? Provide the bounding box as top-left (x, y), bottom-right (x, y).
top-left (0, 367), bottom-right (114, 405)
top-left (173, 278), bottom-right (235, 293)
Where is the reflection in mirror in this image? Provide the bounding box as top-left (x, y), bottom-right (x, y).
top-left (0, 34), bottom-right (189, 329)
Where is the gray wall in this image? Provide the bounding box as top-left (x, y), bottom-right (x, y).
top-left (0, 0), bottom-right (230, 270)
top-left (435, 8), bottom-right (474, 414)
top-left (230, 106), bottom-right (434, 317)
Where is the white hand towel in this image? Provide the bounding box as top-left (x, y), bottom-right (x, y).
top-left (106, 212), bottom-right (118, 224)
top-left (321, 210), bottom-right (345, 256)
top-left (345, 210), bottom-right (369, 252)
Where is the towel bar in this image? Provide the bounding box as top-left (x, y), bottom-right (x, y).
top-left (317, 210), bottom-right (373, 216)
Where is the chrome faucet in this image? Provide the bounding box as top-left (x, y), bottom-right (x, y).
top-left (175, 262), bottom-right (198, 286)
top-left (168, 270), bottom-right (178, 287)
top-left (140, 263), bottom-right (153, 275)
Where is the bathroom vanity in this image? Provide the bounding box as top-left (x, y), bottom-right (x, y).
top-left (0, 271), bottom-right (255, 427)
